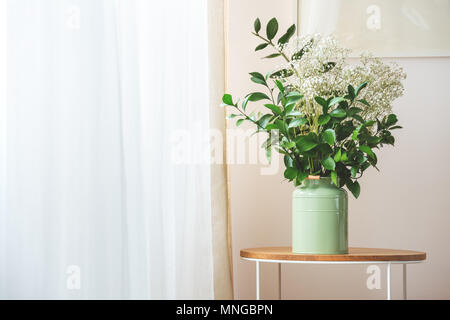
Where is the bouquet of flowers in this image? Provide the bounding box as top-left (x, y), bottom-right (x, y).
top-left (222, 17), bottom-right (406, 198)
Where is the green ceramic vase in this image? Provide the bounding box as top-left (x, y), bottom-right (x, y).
top-left (292, 177), bottom-right (348, 254)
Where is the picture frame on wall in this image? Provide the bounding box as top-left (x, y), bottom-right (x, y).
top-left (296, 0), bottom-right (450, 57)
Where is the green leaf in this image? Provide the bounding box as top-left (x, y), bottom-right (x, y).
top-left (275, 119), bottom-right (288, 135)
top-left (264, 104), bottom-right (282, 115)
top-left (277, 91), bottom-right (283, 105)
top-left (296, 135), bottom-right (318, 152)
top-left (296, 171), bottom-right (309, 185)
top-left (227, 114), bottom-right (238, 119)
top-left (355, 82), bottom-right (368, 96)
top-left (351, 166), bottom-right (358, 178)
top-left (352, 120), bottom-right (375, 140)
top-left (347, 180), bottom-right (361, 198)
top-left (357, 154), bottom-right (368, 164)
top-left (318, 143), bottom-right (332, 155)
top-left (347, 85), bottom-right (355, 100)
top-left (222, 94), bottom-right (234, 106)
top-left (352, 114), bottom-right (364, 123)
top-left (274, 80), bottom-right (284, 93)
top-left (366, 136), bottom-right (382, 144)
top-left (269, 69), bottom-right (294, 78)
top-left (282, 140), bottom-right (296, 149)
top-left (334, 148), bottom-right (342, 162)
top-left (284, 104), bottom-right (294, 116)
top-left (285, 92), bottom-right (303, 105)
top-left (285, 100), bottom-right (299, 110)
top-left (254, 18), bottom-right (261, 33)
top-left (384, 135), bottom-right (395, 146)
top-left (288, 118), bottom-right (307, 128)
top-left (330, 108), bottom-right (347, 118)
top-left (359, 145), bottom-right (375, 160)
top-left (266, 145), bottom-right (272, 163)
top-left (321, 157), bottom-right (336, 171)
top-left (247, 92), bottom-right (271, 102)
top-left (361, 161), bottom-right (371, 171)
top-left (291, 39), bottom-right (313, 60)
top-left (250, 77), bottom-right (266, 85)
top-left (266, 18), bottom-right (278, 40)
top-left (286, 91), bottom-right (303, 99)
top-left (284, 154), bottom-right (294, 168)
top-left (243, 92), bottom-right (270, 111)
top-left (322, 62), bottom-right (336, 73)
top-left (366, 121), bottom-right (377, 127)
top-left (318, 114), bottom-right (331, 125)
top-left (357, 99), bottom-right (370, 106)
top-left (261, 136), bottom-right (271, 149)
top-left (255, 43), bottom-right (269, 51)
top-left (285, 109), bottom-right (302, 117)
top-left (348, 107), bottom-right (363, 116)
top-left (331, 171), bottom-right (338, 186)
top-left (249, 72), bottom-right (266, 85)
top-left (236, 119), bottom-right (244, 127)
top-left (263, 53), bottom-right (281, 59)
top-left (386, 114), bottom-right (398, 127)
top-left (329, 97), bottom-right (345, 107)
top-left (278, 24), bottom-right (296, 45)
top-left (314, 96), bottom-right (328, 110)
top-left (265, 123), bottom-right (278, 130)
top-left (257, 114), bottom-right (272, 129)
top-left (284, 167), bottom-right (298, 180)
top-left (320, 129), bottom-right (336, 146)
top-left (242, 97), bottom-right (250, 111)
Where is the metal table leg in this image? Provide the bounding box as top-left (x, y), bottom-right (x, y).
top-left (256, 261), bottom-right (260, 300)
top-left (387, 263), bottom-right (391, 300)
top-left (278, 263), bottom-right (282, 300)
top-left (403, 264), bottom-right (407, 300)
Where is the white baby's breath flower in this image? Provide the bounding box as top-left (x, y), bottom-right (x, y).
top-left (277, 34), bottom-right (406, 122)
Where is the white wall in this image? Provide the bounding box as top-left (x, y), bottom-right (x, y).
top-left (227, 0), bottom-right (450, 299)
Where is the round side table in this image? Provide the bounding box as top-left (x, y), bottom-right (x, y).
top-left (240, 247), bottom-right (426, 300)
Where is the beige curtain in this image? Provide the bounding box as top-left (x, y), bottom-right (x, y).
top-left (208, 0), bottom-right (234, 300)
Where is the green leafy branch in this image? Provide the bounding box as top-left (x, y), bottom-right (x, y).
top-left (221, 17), bottom-right (402, 199)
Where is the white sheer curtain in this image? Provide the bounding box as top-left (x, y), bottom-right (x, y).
top-left (0, 0), bottom-right (221, 299)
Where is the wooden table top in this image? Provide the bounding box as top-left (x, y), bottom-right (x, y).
top-left (240, 247), bottom-right (426, 262)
